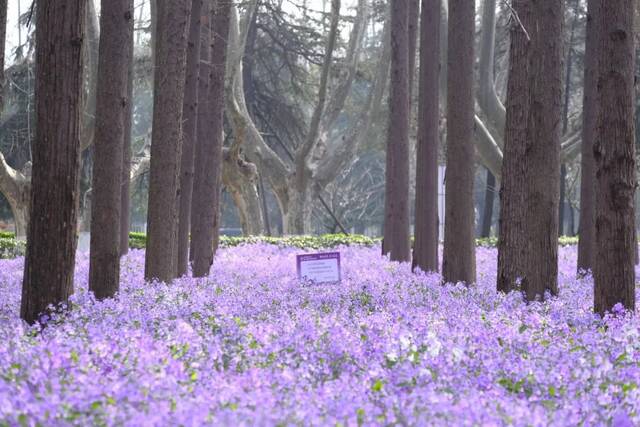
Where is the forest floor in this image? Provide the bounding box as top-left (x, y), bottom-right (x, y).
top-left (0, 244), bottom-right (638, 425)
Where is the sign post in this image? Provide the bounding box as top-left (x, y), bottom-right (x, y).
top-left (296, 252), bottom-right (341, 283)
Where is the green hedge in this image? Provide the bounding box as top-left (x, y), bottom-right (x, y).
top-left (0, 232), bottom-right (584, 260)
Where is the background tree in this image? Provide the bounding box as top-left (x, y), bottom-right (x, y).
top-left (191, 0), bottom-right (231, 277)
top-left (578, 0), bottom-right (598, 273)
top-left (177, 0), bottom-right (203, 277)
top-left (89, 0), bottom-right (134, 299)
top-left (145, 0), bottom-right (192, 282)
top-left (594, 0), bottom-right (636, 315)
top-left (442, 0), bottom-right (476, 284)
top-left (383, 0), bottom-right (410, 262)
top-left (21, 0), bottom-right (86, 323)
top-left (497, 0), bottom-right (531, 293)
top-left (413, 0), bottom-right (440, 273)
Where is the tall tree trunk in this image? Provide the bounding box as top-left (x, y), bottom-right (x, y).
top-left (559, 164), bottom-right (566, 235)
top-left (89, 0), bottom-right (134, 300)
top-left (480, 168), bottom-right (495, 238)
top-left (21, 0), bottom-right (86, 324)
top-left (190, 1), bottom-right (211, 263)
top-left (177, 0), bottom-right (203, 277)
top-left (120, 29), bottom-right (135, 257)
top-left (497, 0), bottom-right (531, 293)
top-left (594, 0), bottom-right (636, 315)
top-left (144, 0), bottom-right (192, 283)
top-left (442, 0), bottom-right (476, 284)
top-left (0, 0), bottom-right (7, 113)
top-left (383, 0), bottom-right (411, 262)
top-left (520, 0), bottom-right (563, 300)
top-left (412, 0), bottom-right (440, 273)
top-left (577, 0), bottom-right (599, 273)
top-left (191, 0), bottom-right (231, 277)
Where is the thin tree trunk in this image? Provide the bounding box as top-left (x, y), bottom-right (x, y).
top-left (190, 1), bottom-right (211, 263)
top-left (383, 0), bottom-right (411, 262)
top-left (144, 0), bottom-right (192, 283)
top-left (177, 0), bottom-right (203, 277)
top-left (497, 0), bottom-right (531, 293)
top-left (0, 0), bottom-right (7, 113)
top-left (594, 0), bottom-right (636, 315)
top-left (89, 0), bottom-right (134, 300)
top-left (480, 168), bottom-right (495, 238)
top-left (559, 164), bottom-right (566, 235)
top-left (442, 0), bottom-right (476, 284)
top-left (412, 0), bottom-right (440, 273)
top-left (191, 0), bottom-right (231, 277)
top-left (577, 0), bottom-right (599, 273)
top-left (520, 0), bottom-right (563, 300)
top-left (21, 0), bottom-right (86, 324)
top-left (120, 30), bottom-right (134, 257)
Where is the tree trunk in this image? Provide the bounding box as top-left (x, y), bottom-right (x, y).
top-left (559, 164), bottom-right (566, 236)
top-left (120, 28), bottom-right (135, 257)
top-left (0, 0), bottom-right (7, 113)
top-left (520, 0), bottom-right (563, 301)
top-left (176, 0), bottom-right (203, 277)
top-left (497, 0), bottom-right (531, 293)
top-left (383, 0), bottom-right (411, 262)
top-left (594, 0), bottom-right (636, 315)
top-left (191, 0), bottom-right (231, 277)
top-left (89, 0), bottom-right (134, 300)
top-left (144, 0), bottom-right (192, 283)
top-left (442, 0), bottom-right (476, 284)
top-left (21, 0), bottom-right (86, 324)
top-left (577, 0), bottom-right (599, 273)
top-left (480, 168), bottom-right (495, 238)
top-left (412, 0), bottom-right (440, 273)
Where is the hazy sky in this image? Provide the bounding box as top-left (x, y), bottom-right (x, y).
top-left (5, 0), bottom-right (26, 64)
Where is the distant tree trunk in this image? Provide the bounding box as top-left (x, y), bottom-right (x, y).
top-left (191, 0), bottom-right (231, 277)
top-left (190, 1), bottom-right (211, 263)
top-left (412, 0), bottom-right (440, 273)
top-left (577, 0), bottom-right (599, 273)
top-left (89, 0), bottom-right (134, 300)
top-left (559, 1), bottom-right (579, 238)
top-left (0, 0), bottom-right (7, 113)
top-left (559, 164), bottom-right (566, 235)
top-left (520, 0), bottom-right (563, 301)
top-left (383, 0), bottom-right (411, 262)
top-left (594, 0), bottom-right (636, 315)
top-left (21, 0), bottom-right (86, 324)
top-left (497, 0), bottom-right (531, 293)
top-left (480, 168), bottom-right (495, 238)
top-left (176, 0), bottom-right (203, 277)
top-left (442, 0), bottom-right (476, 284)
top-left (120, 31), bottom-right (134, 257)
top-left (144, 0), bottom-right (192, 283)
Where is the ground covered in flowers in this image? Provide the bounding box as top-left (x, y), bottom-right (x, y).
top-left (0, 244), bottom-right (639, 426)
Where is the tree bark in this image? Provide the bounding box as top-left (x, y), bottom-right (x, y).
top-left (480, 168), bottom-right (495, 238)
top-left (412, 0), bottom-right (440, 273)
top-left (120, 26), bottom-right (135, 257)
top-left (21, 0), bottom-right (86, 324)
top-left (497, 0), bottom-right (531, 293)
top-left (144, 0), bottom-right (192, 283)
top-left (177, 0), bottom-right (203, 277)
top-left (577, 0), bottom-right (599, 273)
top-left (594, 0), bottom-right (636, 315)
top-left (191, 0), bottom-right (231, 277)
top-left (191, 1), bottom-right (212, 262)
top-left (520, 0), bottom-right (563, 301)
top-left (442, 0), bottom-right (476, 284)
top-left (383, 0), bottom-right (411, 262)
top-left (0, 0), bottom-right (7, 113)
top-left (89, 0), bottom-right (134, 300)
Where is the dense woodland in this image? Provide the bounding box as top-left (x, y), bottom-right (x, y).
top-left (0, 0), bottom-right (637, 321)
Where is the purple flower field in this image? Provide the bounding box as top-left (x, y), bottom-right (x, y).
top-left (0, 244), bottom-right (639, 426)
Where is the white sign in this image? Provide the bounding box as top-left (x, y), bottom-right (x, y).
top-left (296, 252), bottom-right (341, 283)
